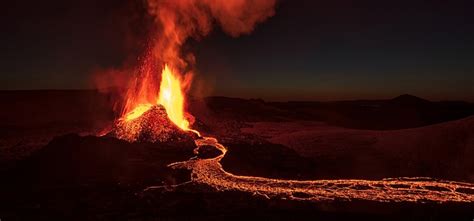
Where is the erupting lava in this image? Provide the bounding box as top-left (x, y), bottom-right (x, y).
top-left (157, 65), bottom-right (190, 130)
top-left (109, 0), bottom-right (277, 140)
top-left (112, 0), bottom-right (277, 135)
top-left (113, 64), bottom-right (198, 143)
top-left (122, 64), bottom-right (190, 131)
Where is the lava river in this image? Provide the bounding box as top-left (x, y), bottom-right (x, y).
top-left (146, 134), bottom-right (474, 203)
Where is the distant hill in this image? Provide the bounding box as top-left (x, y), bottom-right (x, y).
top-left (389, 94), bottom-right (431, 106)
top-left (191, 94), bottom-right (474, 130)
top-left (0, 90), bottom-right (472, 131)
top-left (226, 115), bottom-right (474, 182)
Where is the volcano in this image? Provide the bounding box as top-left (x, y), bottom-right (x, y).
top-left (110, 105), bottom-right (197, 143)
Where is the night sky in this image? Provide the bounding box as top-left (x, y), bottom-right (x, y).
top-left (1, 0), bottom-right (473, 101)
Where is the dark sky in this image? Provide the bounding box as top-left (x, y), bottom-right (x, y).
top-left (1, 0), bottom-right (473, 101)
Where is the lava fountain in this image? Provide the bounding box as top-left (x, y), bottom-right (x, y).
top-left (122, 64), bottom-right (189, 130)
top-left (112, 64), bottom-right (198, 143)
top-left (110, 0), bottom-right (277, 140)
top-left (157, 65), bottom-right (189, 131)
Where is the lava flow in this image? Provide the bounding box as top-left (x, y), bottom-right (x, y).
top-left (149, 136), bottom-right (474, 203)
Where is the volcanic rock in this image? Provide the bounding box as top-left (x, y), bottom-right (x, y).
top-left (110, 105), bottom-right (198, 143)
top-left (195, 145), bottom-right (222, 159)
top-left (3, 134), bottom-right (195, 189)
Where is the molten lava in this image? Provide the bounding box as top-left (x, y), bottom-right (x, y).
top-left (111, 64), bottom-right (198, 143)
top-left (124, 103), bottom-right (153, 122)
top-left (157, 65), bottom-right (189, 130)
top-left (121, 64), bottom-right (190, 130)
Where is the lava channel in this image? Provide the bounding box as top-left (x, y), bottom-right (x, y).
top-left (146, 135), bottom-right (474, 203)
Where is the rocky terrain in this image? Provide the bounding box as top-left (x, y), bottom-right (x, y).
top-left (0, 90), bottom-right (473, 220)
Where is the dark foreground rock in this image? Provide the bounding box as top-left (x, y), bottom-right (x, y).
top-left (4, 134), bottom-right (195, 188)
top-left (0, 134), bottom-right (195, 219)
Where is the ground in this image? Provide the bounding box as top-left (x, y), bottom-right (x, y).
top-left (0, 90), bottom-right (473, 220)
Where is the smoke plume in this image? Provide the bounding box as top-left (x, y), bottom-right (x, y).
top-left (107, 0), bottom-right (276, 115)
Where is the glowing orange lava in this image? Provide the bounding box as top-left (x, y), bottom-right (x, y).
top-left (124, 103), bottom-right (153, 122)
top-left (157, 65), bottom-right (189, 130)
top-left (120, 64), bottom-right (191, 133)
top-left (146, 136), bottom-right (474, 203)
